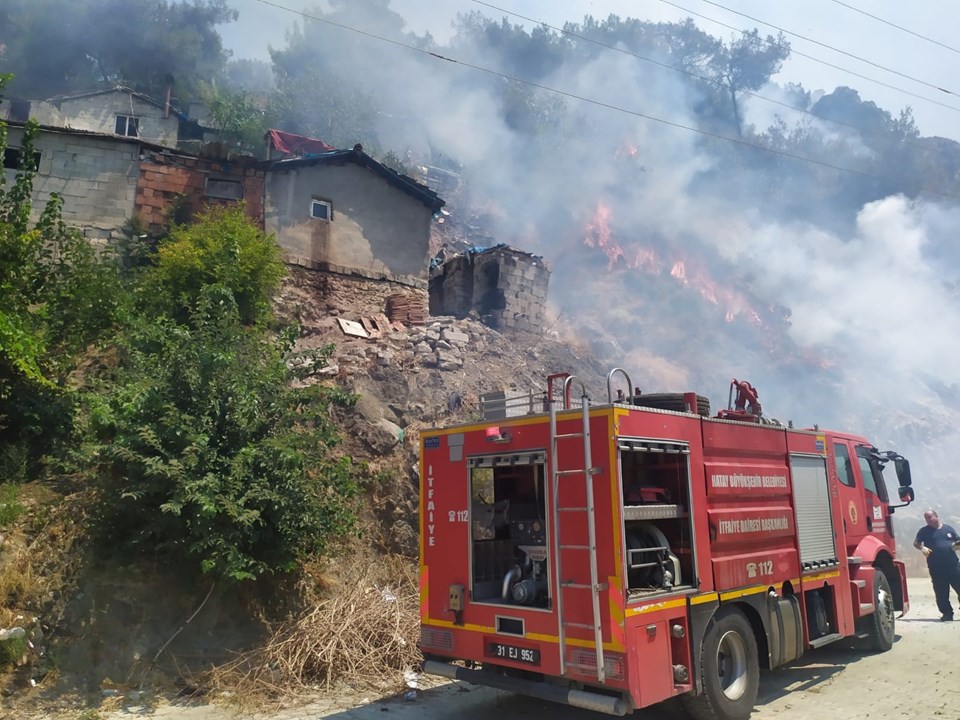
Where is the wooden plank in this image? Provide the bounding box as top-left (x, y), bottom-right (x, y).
top-left (374, 313), bottom-right (393, 335)
top-left (360, 316), bottom-right (380, 338)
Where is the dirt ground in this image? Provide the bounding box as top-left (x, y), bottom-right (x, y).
top-left (47, 576), bottom-right (953, 720)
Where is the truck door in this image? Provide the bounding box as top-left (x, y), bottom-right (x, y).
top-left (832, 441), bottom-right (866, 555)
top-left (854, 445), bottom-right (894, 545)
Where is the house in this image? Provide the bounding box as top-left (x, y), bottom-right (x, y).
top-left (50, 86), bottom-right (181, 148)
top-left (3, 121), bottom-right (145, 242)
top-left (429, 244), bottom-right (550, 332)
top-left (264, 140), bottom-right (444, 287)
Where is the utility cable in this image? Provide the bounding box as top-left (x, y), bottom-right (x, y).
top-left (250, 0), bottom-right (960, 201)
top-left (470, 0), bottom-right (934, 152)
top-left (655, 0), bottom-right (960, 115)
top-left (697, 0), bottom-right (959, 96)
top-left (829, 0), bottom-right (960, 58)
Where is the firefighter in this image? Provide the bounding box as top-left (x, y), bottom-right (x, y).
top-left (913, 509), bottom-right (960, 621)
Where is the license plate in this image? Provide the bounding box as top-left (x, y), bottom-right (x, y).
top-left (487, 641), bottom-right (541, 665)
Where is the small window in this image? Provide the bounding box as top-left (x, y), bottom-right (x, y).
top-left (204, 177), bottom-right (244, 200)
top-left (3, 148), bottom-right (41, 171)
top-left (310, 199), bottom-right (332, 221)
top-left (115, 115), bottom-right (139, 137)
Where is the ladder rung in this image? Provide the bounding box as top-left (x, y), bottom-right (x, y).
top-left (559, 507), bottom-right (588, 512)
top-left (556, 469), bottom-right (586, 476)
top-left (560, 544), bottom-right (591, 550)
top-left (555, 432), bottom-right (584, 439)
top-left (562, 622), bottom-right (594, 630)
top-left (561, 582), bottom-right (608, 590)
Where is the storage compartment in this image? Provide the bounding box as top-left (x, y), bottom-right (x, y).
top-left (619, 440), bottom-right (695, 596)
top-left (469, 454), bottom-right (550, 608)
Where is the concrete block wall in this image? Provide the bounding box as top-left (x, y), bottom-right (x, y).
top-left (428, 247), bottom-right (550, 332)
top-left (5, 125), bottom-right (140, 241)
top-left (57, 92), bottom-right (180, 148)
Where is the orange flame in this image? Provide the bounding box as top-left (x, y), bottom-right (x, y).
top-left (583, 201), bottom-right (764, 326)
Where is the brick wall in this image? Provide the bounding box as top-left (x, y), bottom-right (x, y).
top-left (135, 151), bottom-right (264, 230)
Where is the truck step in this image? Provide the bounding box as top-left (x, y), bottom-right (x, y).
top-left (853, 579), bottom-right (866, 589)
top-left (847, 556), bottom-right (863, 565)
top-left (859, 603), bottom-right (875, 614)
top-left (808, 633), bottom-right (844, 649)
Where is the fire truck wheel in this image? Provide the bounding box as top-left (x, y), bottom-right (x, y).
top-left (681, 607), bottom-right (759, 720)
top-left (863, 570), bottom-right (896, 652)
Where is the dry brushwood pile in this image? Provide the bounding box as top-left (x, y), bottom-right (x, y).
top-left (203, 556), bottom-right (420, 700)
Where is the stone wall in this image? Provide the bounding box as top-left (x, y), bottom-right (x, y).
top-left (429, 246), bottom-right (550, 332)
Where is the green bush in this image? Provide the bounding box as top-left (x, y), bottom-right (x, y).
top-left (0, 483), bottom-right (24, 527)
top-left (83, 286), bottom-right (362, 581)
top-left (0, 88), bottom-right (127, 469)
top-left (138, 205), bottom-right (284, 327)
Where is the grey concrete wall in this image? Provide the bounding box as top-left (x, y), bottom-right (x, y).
top-left (58, 93), bottom-right (179, 148)
top-left (265, 162), bottom-right (433, 282)
top-left (4, 126), bottom-right (139, 240)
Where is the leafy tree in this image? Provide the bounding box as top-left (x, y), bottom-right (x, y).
top-left (0, 0), bottom-right (236, 99)
top-left (81, 209), bottom-right (364, 580)
top-left (138, 205), bottom-right (285, 327)
top-left (198, 82), bottom-right (269, 155)
top-left (708, 30), bottom-right (790, 135)
top-left (83, 286), bottom-right (362, 580)
top-left (0, 78), bottom-right (127, 464)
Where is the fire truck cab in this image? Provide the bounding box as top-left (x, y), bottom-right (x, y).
top-left (418, 370), bottom-right (914, 720)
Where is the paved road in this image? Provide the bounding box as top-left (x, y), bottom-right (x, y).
top-left (97, 577), bottom-right (956, 720)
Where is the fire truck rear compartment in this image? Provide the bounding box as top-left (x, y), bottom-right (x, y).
top-left (620, 440), bottom-right (695, 596)
top-left (469, 456), bottom-right (551, 609)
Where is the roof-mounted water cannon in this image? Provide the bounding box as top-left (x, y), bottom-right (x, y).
top-left (717, 378), bottom-right (762, 423)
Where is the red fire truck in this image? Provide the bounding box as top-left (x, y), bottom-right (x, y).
top-left (418, 370), bottom-right (915, 720)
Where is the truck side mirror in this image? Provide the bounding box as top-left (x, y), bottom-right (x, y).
top-left (896, 486), bottom-right (914, 504)
top-left (894, 458), bottom-right (912, 487)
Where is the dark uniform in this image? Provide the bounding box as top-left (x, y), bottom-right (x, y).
top-left (915, 522), bottom-right (960, 619)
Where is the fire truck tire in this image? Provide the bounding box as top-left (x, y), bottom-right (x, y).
top-left (681, 607), bottom-right (759, 720)
top-left (631, 393), bottom-right (711, 416)
top-left (862, 570), bottom-right (896, 652)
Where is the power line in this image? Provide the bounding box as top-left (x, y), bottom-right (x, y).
top-left (829, 0), bottom-right (960, 58)
top-left (697, 0), bottom-right (959, 96)
top-left (655, 0), bottom-right (960, 115)
top-left (249, 0), bottom-right (960, 201)
top-left (470, 0), bottom-right (934, 152)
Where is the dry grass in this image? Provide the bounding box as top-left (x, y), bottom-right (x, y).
top-left (201, 552), bottom-right (421, 704)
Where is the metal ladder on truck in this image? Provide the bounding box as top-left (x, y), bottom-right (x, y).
top-left (547, 373), bottom-right (605, 683)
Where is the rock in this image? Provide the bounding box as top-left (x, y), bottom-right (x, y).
top-left (0, 628), bottom-right (25, 641)
top-left (436, 339), bottom-right (453, 350)
top-left (436, 350), bottom-right (463, 371)
top-left (377, 351), bottom-right (394, 366)
top-left (442, 329), bottom-right (470, 345)
top-left (415, 342), bottom-right (433, 355)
